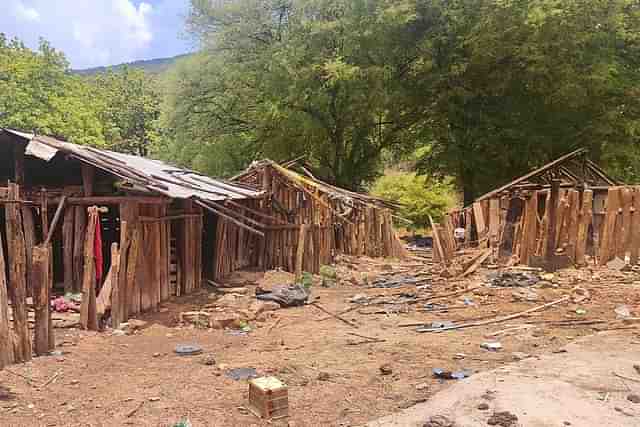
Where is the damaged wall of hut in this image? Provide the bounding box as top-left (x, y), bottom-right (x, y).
top-left (232, 161), bottom-right (407, 276)
top-left (0, 130), bottom-right (265, 368)
top-left (437, 186), bottom-right (640, 270)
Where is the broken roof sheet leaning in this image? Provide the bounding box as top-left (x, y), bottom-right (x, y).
top-left (473, 148), bottom-right (619, 204)
top-left (234, 159), bottom-right (401, 210)
top-left (2, 128), bottom-right (262, 202)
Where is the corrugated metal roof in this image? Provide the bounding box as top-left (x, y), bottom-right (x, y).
top-left (2, 128), bottom-right (262, 202)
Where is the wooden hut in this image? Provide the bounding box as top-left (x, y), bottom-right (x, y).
top-left (0, 128), bottom-right (262, 366)
top-left (434, 148), bottom-right (630, 272)
top-left (232, 159), bottom-right (408, 276)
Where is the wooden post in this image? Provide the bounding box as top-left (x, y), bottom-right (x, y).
top-left (565, 190), bottom-right (580, 260)
top-left (575, 190), bottom-right (593, 266)
top-left (98, 243), bottom-right (120, 324)
top-left (40, 191), bottom-right (49, 240)
top-left (619, 187), bottom-right (632, 259)
top-left (519, 191), bottom-right (538, 266)
top-left (545, 181), bottom-right (561, 272)
top-left (80, 207), bottom-right (98, 331)
top-left (32, 244), bottom-right (53, 356)
top-left (112, 220), bottom-right (128, 328)
top-left (5, 184), bottom-right (31, 362)
top-left (126, 228), bottom-right (141, 317)
top-left (473, 202), bottom-right (487, 245)
top-left (489, 198), bottom-right (500, 259)
top-left (14, 144), bottom-right (25, 186)
top-left (21, 206), bottom-right (36, 297)
top-left (0, 230), bottom-right (14, 367)
top-left (73, 207), bottom-right (87, 293)
top-left (62, 208), bottom-right (75, 293)
top-left (295, 224), bottom-right (308, 280)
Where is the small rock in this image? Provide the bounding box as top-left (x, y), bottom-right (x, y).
top-left (148, 397), bottom-right (160, 402)
top-left (511, 352), bottom-right (529, 361)
top-left (127, 319), bottom-right (148, 330)
top-left (422, 415), bottom-right (456, 427)
top-left (152, 352), bottom-right (161, 358)
top-left (415, 383), bottom-right (429, 391)
top-left (202, 355), bottom-right (217, 366)
top-left (563, 422), bottom-right (571, 426)
top-left (634, 364), bottom-right (640, 375)
top-left (112, 329), bottom-right (127, 337)
top-left (317, 372), bottom-right (330, 381)
top-left (453, 353), bottom-right (466, 360)
top-left (481, 342), bottom-right (502, 352)
top-left (487, 411), bottom-right (518, 427)
top-left (217, 287), bottom-right (248, 295)
top-left (477, 403), bottom-right (489, 411)
top-left (379, 364), bottom-right (393, 375)
top-left (349, 294), bottom-right (369, 304)
top-left (69, 380), bottom-right (79, 385)
top-left (627, 394), bottom-right (640, 404)
top-left (512, 289), bottom-right (539, 303)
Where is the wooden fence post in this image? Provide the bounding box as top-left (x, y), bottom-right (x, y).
top-left (6, 184), bottom-right (31, 362)
top-left (0, 230), bottom-right (14, 367)
top-left (80, 207), bottom-right (98, 330)
top-left (32, 244), bottom-right (53, 355)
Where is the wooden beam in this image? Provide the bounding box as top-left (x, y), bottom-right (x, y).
top-left (0, 230), bottom-right (13, 368)
top-left (295, 224), bottom-right (308, 280)
top-left (545, 181), bottom-right (561, 272)
top-left (80, 207), bottom-right (99, 330)
top-left (5, 183), bottom-right (31, 362)
top-left (195, 200), bottom-right (264, 237)
top-left (63, 196), bottom-right (171, 206)
top-left (44, 196), bottom-right (67, 245)
top-left (32, 244), bottom-right (52, 355)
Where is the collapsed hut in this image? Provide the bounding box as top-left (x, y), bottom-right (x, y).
top-left (0, 128), bottom-right (263, 368)
top-left (432, 148), bottom-right (631, 273)
top-left (233, 159), bottom-right (408, 276)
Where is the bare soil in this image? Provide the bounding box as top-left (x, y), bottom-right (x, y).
top-left (1, 254), bottom-right (640, 427)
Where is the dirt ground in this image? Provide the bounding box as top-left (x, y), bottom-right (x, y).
top-left (2, 253), bottom-right (640, 427)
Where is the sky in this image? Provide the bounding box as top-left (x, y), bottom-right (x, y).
top-left (1, 0), bottom-right (194, 69)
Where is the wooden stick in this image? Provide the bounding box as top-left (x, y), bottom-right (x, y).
top-left (458, 249), bottom-right (491, 278)
top-left (44, 196), bottom-right (67, 245)
top-left (613, 372), bottom-right (640, 384)
top-left (347, 332), bottom-right (386, 342)
top-left (310, 302), bottom-right (359, 328)
top-left (422, 296), bottom-right (570, 333)
top-left (126, 400), bottom-right (145, 418)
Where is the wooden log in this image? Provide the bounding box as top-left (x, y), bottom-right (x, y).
top-left (80, 207), bottom-right (98, 331)
top-left (62, 207), bottom-right (75, 294)
top-left (5, 184), bottom-right (31, 362)
top-left (0, 230), bottom-right (14, 367)
top-left (295, 224), bottom-right (308, 280)
top-left (631, 188), bottom-right (640, 265)
top-left (599, 187), bottom-right (621, 264)
top-left (72, 207), bottom-right (87, 293)
top-left (575, 190), bottom-right (593, 266)
top-left (32, 244), bottom-right (52, 356)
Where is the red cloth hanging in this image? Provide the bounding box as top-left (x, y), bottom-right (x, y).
top-left (93, 213), bottom-right (103, 282)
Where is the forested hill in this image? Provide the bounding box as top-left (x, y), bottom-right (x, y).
top-left (72, 54), bottom-right (189, 76)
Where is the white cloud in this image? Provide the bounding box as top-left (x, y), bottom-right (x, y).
top-left (0, 0), bottom-right (157, 68)
top-left (13, 1), bottom-right (41, 22)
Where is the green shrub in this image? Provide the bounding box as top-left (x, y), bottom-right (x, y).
top-left (370, 172), bottom-right (456, 230)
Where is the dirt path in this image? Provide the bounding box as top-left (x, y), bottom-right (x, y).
top-left (368, 331), bottom-right (640, 427)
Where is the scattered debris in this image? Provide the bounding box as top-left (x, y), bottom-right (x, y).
top-left (379, 364), bottom-right (393, 375)
top-left (415, 383), bottom-right (429, 391)
top-left (256, 284), bottom-right (309, 307)
top-left (606, 257), bottom-right (626, 271)
top-left (422, 415), bottom-right (456, 427)
top-left (477, 403), bottom-right (490, 410)
top-left (202, 355), bottom-right (216, 366)
top-left (415, 321), bottom-right (456, 333)
top-left (317, 372), bottom-right (330, 381)
top-left (488, 272), bottom-right (539, 288)
top-left (481, 342), bottom-right (502, 352)
top-left (627, 394), bottom-right (640, 404)
top-left (310, 302), bottom-right (358, 328)
top-left (615, 305), bottom-right (632, 319)
top-left (487, 411), bottom-right (519, 427)
top-left (226, 367), bottom-right (258, 381)
top-left (511, 288), bottom-right (539, 302)
top-left (174, 345), bottom-right (203, 356)
top-left (575, 308), bottom-right (587, 316)
top-left (432, 368), bottom-right (472, 380)
top-left (126, 400), bottom-right (145, 418)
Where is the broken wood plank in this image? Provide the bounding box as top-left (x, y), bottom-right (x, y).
top-left (97, 243), bottom-right (119, 320)
top-left (310, 302), bottom-right (358, 328)
top-left (459, 249), bottom-right (492, 278)
top-left (473, 202), bottom-right (487, 241)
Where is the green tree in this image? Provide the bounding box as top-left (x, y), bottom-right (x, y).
top-left (0, 34), bottom-right (104, 145)
top-left (371, 171), bottom-right (456, 229)
top-left (92, 67), bottom-right (161, 155)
